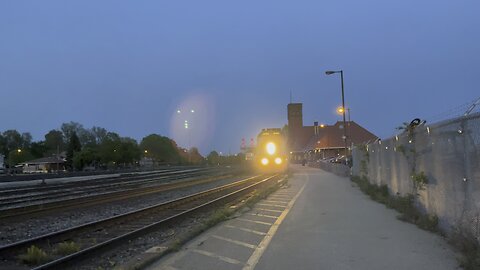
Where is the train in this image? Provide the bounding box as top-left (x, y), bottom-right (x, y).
top-left (254, 128), bottom-right (288, 172)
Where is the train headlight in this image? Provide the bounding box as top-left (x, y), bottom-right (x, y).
top-left (274, 157), bottom-right (282, 165)
top-left (266, 142), bottom-right (276, 155)
top-left (261, 158), bottom-right (269, 165)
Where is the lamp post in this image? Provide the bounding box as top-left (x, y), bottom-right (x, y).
top-left (177, 109), bottom-right (195, 163)
top-left (325, 70), bottom-right (349, 163)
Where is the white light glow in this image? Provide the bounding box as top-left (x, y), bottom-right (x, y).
top-left (266, 142), bottom-right (276, 155)
top-left (274, 157), bottom-right (282, 164)
top-left (261, 158), bottom-right (269, 165)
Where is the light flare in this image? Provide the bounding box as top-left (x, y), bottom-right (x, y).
top-left (261, 158), bottom-right (269, 165)
top-left (266, 142), bottom-right (276, 155)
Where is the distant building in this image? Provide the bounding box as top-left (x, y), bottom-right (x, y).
top-left (139, 157), bottom-right (155, 167)
top-left (0, 154), bottom-right (4, 173)
top-left (287, 103), bottom-right (378, 163)
top-left (19, 156), bottom-right (66, 173)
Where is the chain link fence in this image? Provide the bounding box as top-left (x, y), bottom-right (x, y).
top-left (352, 112), bottom-right (480, 240)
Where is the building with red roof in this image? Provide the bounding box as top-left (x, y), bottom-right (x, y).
top-left (287, 103), bottom-right (378, 163)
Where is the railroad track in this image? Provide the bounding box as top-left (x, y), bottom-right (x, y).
top-left (0, 169), bottom-right (234, 219)
top-left (0, 167), bottom-right (207, 199)
top-left (0, 168), bottom-right (213, 210)
top-left (0, 174), bottom-right (283, 270)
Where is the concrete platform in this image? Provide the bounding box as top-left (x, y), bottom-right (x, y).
top-left (145, 166), bottom-right (460, 270)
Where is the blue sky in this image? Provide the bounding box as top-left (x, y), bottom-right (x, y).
top-left (1, 0), bottom-right (479, 154)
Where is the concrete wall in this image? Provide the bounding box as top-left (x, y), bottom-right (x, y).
top-left (352, 112), bottom-right (480, 239)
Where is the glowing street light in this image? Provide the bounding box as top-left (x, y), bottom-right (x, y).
top-left (176, 109), bottom-right (195, 114)
top-left (177, 108), bottom-right (194, 148)
top-left (17, 149), bottom-right (22, 153)
top-left (337, 106), bottom-right (344, 114)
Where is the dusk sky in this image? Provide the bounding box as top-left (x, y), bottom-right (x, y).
top-left (1, 1), bottom-right (479, 155)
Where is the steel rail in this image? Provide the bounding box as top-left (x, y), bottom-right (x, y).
top-left (0, 174), bottom-right (282, 270)
top-left (0, 170), bottom-right (232, 219)
top-left (0, 168), bottom-right (208, 207)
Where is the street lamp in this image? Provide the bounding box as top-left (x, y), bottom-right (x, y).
top-left (336, 106), bottom-right (351, 121)
top-left (336, 106), bottom-right (344, 114)
top-left (325, 70), bottom-right (349, 163)
top-left (177, 109), bottom-right (195, 149)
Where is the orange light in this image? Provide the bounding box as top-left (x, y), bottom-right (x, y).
top-left (337, 106), bottom-right (344, 114)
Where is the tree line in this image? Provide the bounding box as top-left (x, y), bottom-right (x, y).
top-left (0, 122), bottom-right (205, 170)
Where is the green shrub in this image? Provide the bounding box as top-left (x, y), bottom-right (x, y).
top-left (449, 230), bottom-right (480, 270)
top-left (411, 171), bottom-right (428, 190)
top-left (18, 245), bottom-right (50, 265)
top-left (351, 176), bottom-right (437, 232)
top-left (55, 241), bottom-right (81, 256)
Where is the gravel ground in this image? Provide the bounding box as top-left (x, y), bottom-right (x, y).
top-left (0, 169), bottom-right (213, 210)
top-left (0, 174), bottom-right (252, 246)
top-left (76, 215), bottom-right (204, 270)
top-left (72, 191), bottom-right (258, 270)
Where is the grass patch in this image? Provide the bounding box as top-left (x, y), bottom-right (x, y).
top-left (18, 245), bottom-right (50, 265)
top-left (448, 230), bottom-right (480, 270)
top-left (55, 241), bottom-right (81, 256)
top-left (352, 175), bottom-right (389, 204)
top-left (351, 176), bottom-right (438, 233)
top-left (352, 175), bottom-right (480, 268)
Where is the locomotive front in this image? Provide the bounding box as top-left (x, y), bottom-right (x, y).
top-left (255, 128), bottom-right (287, 172)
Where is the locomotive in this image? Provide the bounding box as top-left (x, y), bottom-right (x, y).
top-left (254, 128), bottom-right (288, 172)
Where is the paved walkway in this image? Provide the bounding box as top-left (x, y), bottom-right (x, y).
top-left (146, 166), bottom-right (460, 270)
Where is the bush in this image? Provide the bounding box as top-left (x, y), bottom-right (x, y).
top-left (18, 245), bottom-right (50, 265)
top-left (55, 241), bottom-right (80, 255)
top-left (411, 171), bottom-right (428, 190)
top-left (448, 229), bottom-right (480, 270)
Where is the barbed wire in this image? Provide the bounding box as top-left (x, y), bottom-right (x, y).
top-left (425, 97), bottom-right (480, 123)
top-left (385, 97), bottom-right (480, 139)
